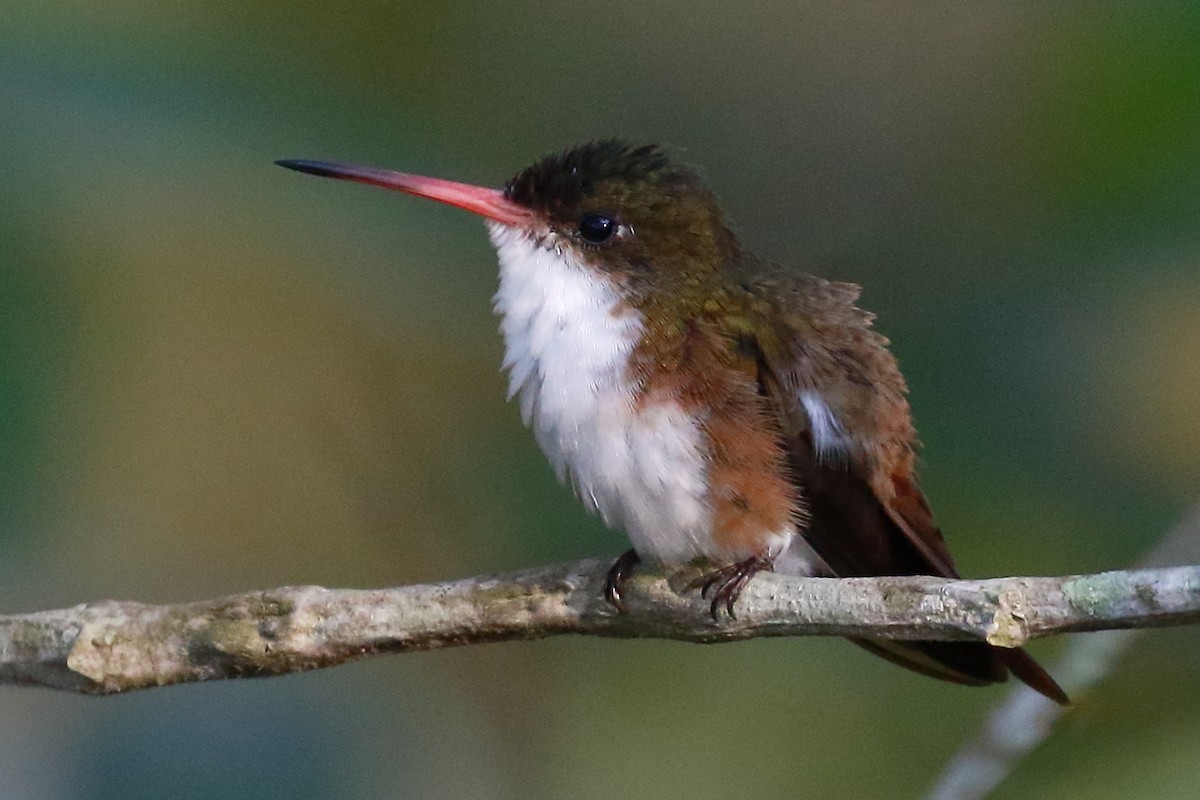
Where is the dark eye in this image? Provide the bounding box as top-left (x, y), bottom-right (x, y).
top-left (577, 213), bottom-right (618, 244)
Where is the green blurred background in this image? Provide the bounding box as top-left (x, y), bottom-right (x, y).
top-left (3, 2), bottom-right (1200, 798)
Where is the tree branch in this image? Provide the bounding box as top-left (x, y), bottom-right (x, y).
top-left (924, 503), bottom-right (1200, 800)
top-left (1, 561), bottom-right (1197, 695)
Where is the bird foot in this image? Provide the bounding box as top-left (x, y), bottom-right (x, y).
top-left (688, 554), bottom-right (775, 620)
top-left (603, 549), bottom-right (642, 611)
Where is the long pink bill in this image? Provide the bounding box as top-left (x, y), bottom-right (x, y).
top-left (276, 159), bottom-right (532, 226)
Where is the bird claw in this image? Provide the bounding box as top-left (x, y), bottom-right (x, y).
top-left (603, 549), bottom-right (641, 611)
top-left (688, 555), bottom-right (774, 621)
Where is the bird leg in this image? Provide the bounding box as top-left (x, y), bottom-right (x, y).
top-left (603, 549), bottom-right (642, 611)
top-left (689, 554), bottom-right (775, 620)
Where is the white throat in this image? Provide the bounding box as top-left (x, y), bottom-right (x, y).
top-left (487, 223), bottom-right (715, 564)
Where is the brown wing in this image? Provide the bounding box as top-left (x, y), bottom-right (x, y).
top-left (741, 270), bottom-right (1068, 703)
top-left (784, 417), bottom-right (1065, 696)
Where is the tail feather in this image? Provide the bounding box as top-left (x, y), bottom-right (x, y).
top-left (1001, 647), bottom-right (1071, 705)
top-left (850, 639), bottom-right (1002, 686)
top-left (851, 638), bottom-right (1070, 705)
top-left (754, 341), bottom-right (1069, 704)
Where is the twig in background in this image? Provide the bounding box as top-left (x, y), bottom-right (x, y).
top-left (924, 504), bottom-right (1200, 800)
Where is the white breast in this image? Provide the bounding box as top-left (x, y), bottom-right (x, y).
top-left (487, 223), bottom-right (715, 565)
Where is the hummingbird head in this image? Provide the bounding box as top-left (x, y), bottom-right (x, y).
top-left (277, 140), bottom-right (739, 286)
top-left (502, 141), bottom-right (737, 277)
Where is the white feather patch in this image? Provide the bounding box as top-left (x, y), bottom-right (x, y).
top-left (488, 223), bottom-right (717, 565)
top-left (800, 390), bottom-right (852, 460)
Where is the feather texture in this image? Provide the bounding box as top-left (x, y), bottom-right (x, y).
top-left (742, 269), bottom-right (1067, 703)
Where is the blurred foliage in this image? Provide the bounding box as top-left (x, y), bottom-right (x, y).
top-left (2, 2), bottom-right (1199, 799)
top-left (0, 214), bottom-right (77, 544)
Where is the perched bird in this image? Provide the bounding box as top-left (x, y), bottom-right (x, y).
top-left (277, 141), bottom-right (1068, 704)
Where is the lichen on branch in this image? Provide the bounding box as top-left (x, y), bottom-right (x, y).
top-left (0, 561), bottom-right (1197, 695)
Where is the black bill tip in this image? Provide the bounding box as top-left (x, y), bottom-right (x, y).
top-left (275, 159), bottom-right (345, 178)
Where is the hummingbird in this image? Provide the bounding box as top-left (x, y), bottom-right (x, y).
top-left (277, 141), bottom-right (1068, 704)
